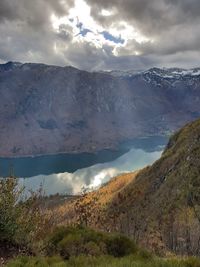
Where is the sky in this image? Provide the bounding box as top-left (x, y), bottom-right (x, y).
top-left (0, 0), bottom-right (200, 71)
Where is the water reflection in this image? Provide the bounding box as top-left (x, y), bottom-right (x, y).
top-left (20, 148), bottom-right (162, 195)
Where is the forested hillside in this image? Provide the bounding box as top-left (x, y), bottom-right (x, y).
top-left (59, 119), bottom-right (200, 256)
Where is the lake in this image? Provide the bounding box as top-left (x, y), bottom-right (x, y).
top-left (0, 136), bottom-right (168, 195)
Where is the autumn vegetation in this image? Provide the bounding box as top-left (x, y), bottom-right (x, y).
top-left (56, 119), bottom-right (200, 257)
top-left (1, 119), bottom-right (200, 266)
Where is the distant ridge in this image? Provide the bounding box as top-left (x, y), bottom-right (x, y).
top-left (0, 61), bottom-right (200, 157)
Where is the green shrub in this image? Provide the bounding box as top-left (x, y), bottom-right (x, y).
top-left (0, 178), bottom-right (53, 251)
top-left (58, 233), bottom-right (84, 259)
top-left (0, 178), bottom-right (23, 243)
top-left (45, 226), bottom-right (137, 259)
top-left (136, 248), bottom-right (153, 260)
top-left (46, 226), bottom-right (70, 251)
top-left (83, 241), bottom-right (102, 256)
top-left (106, 234), bottom-right (137, 257)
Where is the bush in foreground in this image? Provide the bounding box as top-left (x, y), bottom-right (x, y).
top-left (45, 226), bottom-right (137, 259)
top-left (0, 178), bottom-right (53, 252)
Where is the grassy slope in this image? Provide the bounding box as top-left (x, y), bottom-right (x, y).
top-left (106, 119), bottom-right (200, 253)
top-left (58, 119), bottom-right (200, 255)
top-left (4, 119), bottom-right (200, 266)
top-left (7, 255), bottom-right (200, 267)
top-left (55, 172), bottom-right (139, 227)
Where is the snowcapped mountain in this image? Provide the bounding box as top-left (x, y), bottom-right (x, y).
top-left (0, 62), bottom-right (200, 157)
top-left (108, 67), bottom-right (200, 78)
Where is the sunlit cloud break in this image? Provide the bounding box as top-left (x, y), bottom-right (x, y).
top-left (51, 0), bottom-right (151, 53)
top-left (1, 0), bottom-right (199, 71)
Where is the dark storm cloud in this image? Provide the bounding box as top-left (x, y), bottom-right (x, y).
top-left (0, 0), bottom-right (72, 25)
top-left (84, 0), bottom-right (200, 69)
top-left (0, 0), bottom-right (200, 70)
top-left (86, 0), bottom-right (200, 34)
top-left (0, 0), bottom-right (75, 65)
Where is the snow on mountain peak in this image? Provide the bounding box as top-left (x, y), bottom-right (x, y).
top-left (108, 67), bottom-right (200, 79)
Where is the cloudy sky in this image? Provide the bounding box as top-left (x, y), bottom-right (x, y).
top-left (0, 0), bottom-right (200, 71)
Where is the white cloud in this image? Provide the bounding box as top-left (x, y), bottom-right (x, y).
top-left (50, 0), bottom-right (151, 56)
top-left (100, 9), bottom-right (113, 17)
top-left (1, 0), bottom-right (200, 70)
top-left (89, 168), bottom-right (119, 189)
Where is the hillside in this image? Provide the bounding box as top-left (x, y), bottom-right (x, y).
top-left (1, 62), bottom-right (200, 156)
top-left (1, 119), bottom-right (200, 267)
top-left (59, 119), bottom-right (200, 256)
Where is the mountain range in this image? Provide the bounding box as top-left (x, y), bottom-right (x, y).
top-left (0, 61), bottom-right (200, 157)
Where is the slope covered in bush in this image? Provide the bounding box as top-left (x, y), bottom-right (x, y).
top-left (59, 119), bottom-right (200, 256)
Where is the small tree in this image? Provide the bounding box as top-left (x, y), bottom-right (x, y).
top-left (0, 178), bottom-right (23, 243)
top-left (0, 177), bottom-right (54, 251)
top-left (74, 187), bottom-right (98, 227)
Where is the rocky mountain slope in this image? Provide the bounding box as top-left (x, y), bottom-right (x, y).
top-left (1, 62), bottom-right (200, 157)
top-left (59, 118), bottom-right (200, 256)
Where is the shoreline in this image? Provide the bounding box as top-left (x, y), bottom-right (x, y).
top-left (0, 134), bottom-right (168, 159)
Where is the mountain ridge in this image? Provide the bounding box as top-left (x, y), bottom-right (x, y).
top-left (58, 118), bottom-right (200, 255)
top-left (2, 61), bottom-right (200, 77)
top-left (0, 61), bottom-right (200, 157)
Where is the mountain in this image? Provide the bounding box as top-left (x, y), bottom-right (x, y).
top-left (0, 62), bottom-right (200, 157)
top-left (107, 67), bottom-right (200, 78)
top-left (59, 118), bottom-right (200, 256)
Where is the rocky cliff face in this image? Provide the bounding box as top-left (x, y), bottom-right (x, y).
top-left (0, 62), bottom-right (200, 157)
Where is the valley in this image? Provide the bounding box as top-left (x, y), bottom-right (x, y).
top-left (2, 118), bottom-right (200, 266)
top-left (1, 62), bottom-right (200, 263)
top-left (0, 62), bottom-right (200, 157)
top-left (0, 135), bottom-right (166, 196)
top-left (1, 0), bottom-right (200, 265)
